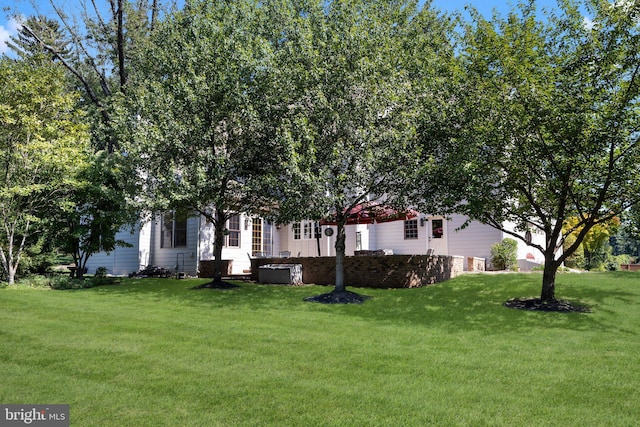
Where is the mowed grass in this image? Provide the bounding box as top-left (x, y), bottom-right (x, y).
top-left (1, 272), bottom-right (639, 426)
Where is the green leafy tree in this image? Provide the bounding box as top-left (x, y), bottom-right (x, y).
top-left (9, 0), bottom-right (169, 152)
top-left (612, 206), bottom-right (640, 260)
top-left (5, 15), bottom-right (70, 63)
top-left (118, 0), bottom-right (297, 286)
top-left (273, 0), bottom-right (454, 299)
top-left (8, 2), bottom-right (167, 270)
top-left (0, 57), bottom-right (89, 284)
top-left (419, 0), bottom-right (640, 301)
top-left (53, 151), bottom-right (137, 278)
top-left (563, 216), bottom-right (620, 270)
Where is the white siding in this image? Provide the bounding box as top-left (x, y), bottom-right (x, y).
top-left (84, 225), bottom-right (142, 276)
top-left (279, 223), bottom-right (335, 257)
top-left (447, 215), bottom-right (503, 261)
top-left (150, 215), bottom-right (199, 276)
top-left (370, 221), bottom-right (426, 254)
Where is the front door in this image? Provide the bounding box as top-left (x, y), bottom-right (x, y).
top-left (428, 216), bottom-right (448, 255)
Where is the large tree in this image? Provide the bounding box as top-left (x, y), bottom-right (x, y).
top-left (8, 0), bottom-right (169, 152)
top-left (7, 6), bottom-right (154, 274)
top-left (273, 0), bottom-right (455, 301)
top-left (0, 57), bottom-right (89, 284)
top-left (419, 0), bottom-right (640, 302)
top-left (53, 150), bottom-right (137, 278)
top-left (117, 0), bottom-right (298, 286)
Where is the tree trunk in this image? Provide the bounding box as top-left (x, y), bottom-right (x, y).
top-left (540, 255), bottom-right (558, 302)
top-left (7, 266), bottom-right (16, 285)
top-left (1, 247), bottom-right (16, 285)
top-left (334, 222), bottom-right (346, 292)
top-left (76, 253), bottom-right (88, 280)
top-left (212, 211), bottom-right (226, 284)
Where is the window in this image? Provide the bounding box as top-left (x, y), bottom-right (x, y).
top-left (293, 222), bottom-right (301, 240)
top-left (432, 219), bottom-right (443, 239)
top-left (263, 220), bottom-right (273, 257)
top-left (252, 219), bottom-right (263, 256)
top-left (161, 211), bottom-right (187, 248)
top-left (303, 221), bottom-right (313, 239)
top-left (226, 215), bottom-right (240, 247)
top-left (404, 219), bottom-right (418, 240)
top-left (356, 232), bottom-right (362, 251)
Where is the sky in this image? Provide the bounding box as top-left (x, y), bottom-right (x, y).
top-left (0, 0), bottom-right (565, 56)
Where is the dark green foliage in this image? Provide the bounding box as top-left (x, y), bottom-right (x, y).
top-left (16, 273), bottom-right (121, 290)
top-left (52, 151), bottom-right (136, 279)
top-left (417, 0), bottom-right (640, 301)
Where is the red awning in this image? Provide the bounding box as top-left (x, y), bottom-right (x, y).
top-left (372, 205), bottom-right (418, 223)
top-left (319, 203), bottom-right (418, 226)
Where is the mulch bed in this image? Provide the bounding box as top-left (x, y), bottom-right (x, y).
top-left (504, 297), bottom-right (589, 313)
top-left (304, 290), bottom-right (372, 304)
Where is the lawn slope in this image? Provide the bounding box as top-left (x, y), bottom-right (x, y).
top-left (1, 272), bottom-right (638, 426)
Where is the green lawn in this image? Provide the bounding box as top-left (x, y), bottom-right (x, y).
top-left (1, 272), bottom-right (639, 426)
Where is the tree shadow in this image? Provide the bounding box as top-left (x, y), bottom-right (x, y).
top-left (328, 273), bottom-right (639, 335)
top-left (86, 273), bottom-right (639, 336)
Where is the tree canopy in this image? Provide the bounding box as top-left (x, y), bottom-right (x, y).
top-left (0, 57), bottom-right (90, 284)
top-left (418, 0), bottom-right (640, 301)
top-left (8, 0), bottom-right (171, 152)
top-left (117, 0), bottom-right (298, 284)
top-left (271, 0), bottom-right (455, 295)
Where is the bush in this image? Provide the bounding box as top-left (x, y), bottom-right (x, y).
top-left (605, 254), bottom-right (632, 271)
top-left (14, 273), bottom-right (120, 290)
top-left (490, 238), bottom-right (519, 271)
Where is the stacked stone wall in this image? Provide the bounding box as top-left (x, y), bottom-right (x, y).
top-left (250, 255), bottom-right (464, 288)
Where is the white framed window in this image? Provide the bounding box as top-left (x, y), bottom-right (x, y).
top-left (161, 211), bottom-right (187, 248)
top-left (226, 215), bottom-right (240, 247)
top-left (293, 222), bottom-right (301, 240)
top-left (404, 219), bottom-right (418, 240)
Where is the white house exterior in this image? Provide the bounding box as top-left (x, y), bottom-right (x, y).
top-left (85, 212), bottom-right (546, 276)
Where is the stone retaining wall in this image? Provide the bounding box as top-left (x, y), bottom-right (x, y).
top-left (467, 257), bottom-right (486, 272)
top-left (250, 255), bottom-right (464, 288)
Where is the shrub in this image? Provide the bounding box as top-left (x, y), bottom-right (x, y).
top-left (605, 254), bottom-right (632, 271)
top-left (13, 273), bottom-right (119, 290)
top-left (490, 238), bottom-right (519, 271)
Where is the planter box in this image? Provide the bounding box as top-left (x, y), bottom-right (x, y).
top-left (198, 260), bottom-right (233, 278)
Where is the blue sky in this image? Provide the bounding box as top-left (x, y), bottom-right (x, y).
top-left (0, 1), bottom-right (565, 56)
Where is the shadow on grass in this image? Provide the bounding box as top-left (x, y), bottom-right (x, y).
top-left (87, 272), bottom-right (639, 335)
top-left (349, 272), bottom-right (640, 335)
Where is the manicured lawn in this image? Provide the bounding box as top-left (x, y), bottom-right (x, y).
top-left (1, 272), bottom-right (639, 426)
